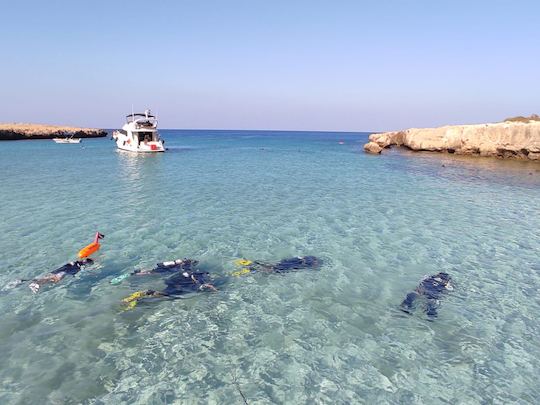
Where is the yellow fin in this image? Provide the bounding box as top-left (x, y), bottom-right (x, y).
top-left (232, 267), bottom-right (252, 277)
top-left (234, 259), bottom-right (252, 266)
top-left (123, 291), bottom-right (146, 303)
top-left (121, 300), bottom-right (138, 311)
top-left (126, 300), bottom-right (138, 309)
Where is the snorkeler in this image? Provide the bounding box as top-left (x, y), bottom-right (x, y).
top-left (400, 272), bottom-right (453, 319)
top-left (27, 258), bottom-right (94, 293)
top-left (2, 232), bottom-right (105, 293)
top-left (110, 258), bottom-right (199, 284)
top-left (122, 263), bottom-right (217, 309)
top-left (232, 256), bottom-right (321, 276)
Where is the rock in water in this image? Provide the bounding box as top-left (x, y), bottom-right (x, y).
top-left (363, 141), bottom-right (383, 154)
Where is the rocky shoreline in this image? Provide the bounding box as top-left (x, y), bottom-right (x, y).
top-left (364, 121), bottom-right (540, 161)
top-left (0, 123), bottom-right (107, 140)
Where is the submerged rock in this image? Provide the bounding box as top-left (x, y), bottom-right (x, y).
top-left (365, 121), bottom-right (540, 161)
top-left (0, 123), bottom-right (107, 140)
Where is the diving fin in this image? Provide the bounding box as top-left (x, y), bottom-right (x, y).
top-left (110, 273), bottom-right (131, 285)
top-left (234, 258), bottom-right (253, 266)
top-left (231, 267), bottom-right (252, 277)
top-left (2, 279), bottom-right (29, 291)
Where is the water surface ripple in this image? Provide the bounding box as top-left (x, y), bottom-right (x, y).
top-left (0, 130), bottom-right (539, 404)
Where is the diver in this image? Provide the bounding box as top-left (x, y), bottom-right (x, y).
top-left (110, 258), bottom-right (198, 284)
top-left (122, 263), bottom-right (217, 309)
top-left (400, 272), bottom-right (453, 319)
top-left (232, 256), bottom-right (321, 276)
top-left (27, 258), bottom-right (94, 293)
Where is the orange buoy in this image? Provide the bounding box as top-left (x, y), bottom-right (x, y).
top-left (78, 232), bottom-right (104, 258)
top-left (78, 242), bottom-right (100, 258)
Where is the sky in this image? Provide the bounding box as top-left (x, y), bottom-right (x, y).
top-left (1, 0), bottom-right (539, 131)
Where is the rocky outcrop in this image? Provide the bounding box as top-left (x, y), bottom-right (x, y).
top-left (363, 140), bottom-right (384, 154)
top-left (364, 121), bottom-right (540, 161)
top-left (0, 123), bottom-right (107, 140)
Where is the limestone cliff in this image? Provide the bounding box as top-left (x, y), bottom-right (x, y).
top-left (0, 123), bottom-right (107, 140)
top-left (364, 121), bottom-right (540, 161)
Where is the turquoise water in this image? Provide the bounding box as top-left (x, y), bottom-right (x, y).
top-left (0, 130), bottom-right (539, 404)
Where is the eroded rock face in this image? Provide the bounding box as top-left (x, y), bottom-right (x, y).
top-left (366, 122), bottom-right (540, 161)
top-left (363, 141), bottom-right (383, 154)
top-left (0, 123), bottom-right (107, 140)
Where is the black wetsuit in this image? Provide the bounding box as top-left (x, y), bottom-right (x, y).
top-left (271, 256), bottom-right (320, 273)
top-left (51, 261), bottom-right (87, 276)
top-left (247, 256), bottom-right (321, 274)
top-left (163, 271), bottom-right (211, 295)
top-left (401, 273), bottom-right (452, 318)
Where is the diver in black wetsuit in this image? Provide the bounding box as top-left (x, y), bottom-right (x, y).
top-left (162, 269), bottom-right (217, 294)
top-left (28, 258), bottom-right (94, 293)
top-left (234, 256), bottom-right (321, 276)
top-left (400, 272), bottom-right (453, 319)
top-left (110, 258), bottom-right (199, 285)
top-left (122, 262), bottom-right (217, 308)
top-left (269, 256), bottom-right (321, 273)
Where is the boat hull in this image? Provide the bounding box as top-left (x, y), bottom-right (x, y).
top-left (116, 143), bottom-right (165, 153)
top-left (113, 132), bottom-right (165, 153)
top-left (53, 138), bottom-right (82, 144)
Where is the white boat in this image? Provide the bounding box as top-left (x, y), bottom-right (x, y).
top-left (52, 136), bottom-right (82, 143)
top-left (112, 109), bottom-right (165, 153)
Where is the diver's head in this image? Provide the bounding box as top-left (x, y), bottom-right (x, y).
top-left (437, 272), bottom-right (450, 280)
top-left (81, 258), bottom-right (94, 266)
top-left (434, 272), bottom-right (451, 285)
top-left (301, 256), bottom-right (320, 268)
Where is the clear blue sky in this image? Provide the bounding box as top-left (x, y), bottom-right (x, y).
top-left (1, 0), bottom-right (539, 131)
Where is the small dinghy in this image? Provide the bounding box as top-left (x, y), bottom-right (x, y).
top-left (52, 135), bottom-right (81, 143)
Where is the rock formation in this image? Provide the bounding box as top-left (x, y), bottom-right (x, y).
top-left (364, 121), bottom-right (540, 161)
top-left (0, 123), bottom-right (107, 140)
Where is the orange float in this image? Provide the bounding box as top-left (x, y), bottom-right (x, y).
top-left (78, 232), bottom-right (104, 258)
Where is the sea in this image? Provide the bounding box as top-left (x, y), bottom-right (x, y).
top-left (0, 130), bottom-right (539, 404)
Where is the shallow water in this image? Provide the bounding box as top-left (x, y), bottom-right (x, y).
top-left (0, 130), bottom-right (539, 404)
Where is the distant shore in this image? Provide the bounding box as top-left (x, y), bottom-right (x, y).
top-left (0, 123), bottom-right (108, 140)
top-left (364, 118), bottom-right (540, 161)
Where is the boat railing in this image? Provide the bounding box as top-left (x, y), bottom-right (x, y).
top-left (134, 118), bottom-right (158, 129)
top-left (126, 112), bottom-right (157, 123)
